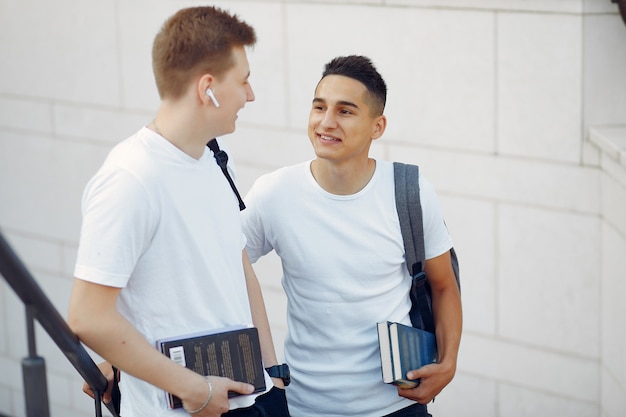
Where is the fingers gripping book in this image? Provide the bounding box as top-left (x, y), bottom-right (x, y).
top-left (377, 321), bottom-right (437, 388)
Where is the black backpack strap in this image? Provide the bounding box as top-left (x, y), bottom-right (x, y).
top-left (393, 162), bottom-right (435, 333)
top-left (207, 139), bottom-right (246, 211)
top-left (111, 366), bottom-right (121, 415)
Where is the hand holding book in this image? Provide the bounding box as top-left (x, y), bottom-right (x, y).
top-left (156, 325), bottom-right (266, 409)
top-left (396, 358), bottom-right (454, 405)
top-left (385, 326), bottom-right (457, 405)
top-left (179, 373), bottom-right (256, 416)
top-left (378, 321), bottom-right (453, 405)
top-left (377, 321), bottom-right (437, 388)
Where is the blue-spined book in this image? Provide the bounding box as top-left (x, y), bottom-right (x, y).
top-left (377, 321), bottom-right (437, 388)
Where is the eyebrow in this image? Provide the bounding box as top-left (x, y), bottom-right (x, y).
top-left (312, 97), bottom-right (360, 109)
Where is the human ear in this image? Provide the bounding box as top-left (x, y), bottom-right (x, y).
top-left (372, 115), bottom-right (387, 140)
top-left (197, 74), bottom-right (218, 106)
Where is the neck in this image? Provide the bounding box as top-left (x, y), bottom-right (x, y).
top-left (310, 158), bottom-right (376, 195)
top-left (150, 102), bottom-right (216, 159)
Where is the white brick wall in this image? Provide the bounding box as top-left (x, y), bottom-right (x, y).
top-left (1, 1), bottom-right (625, 416)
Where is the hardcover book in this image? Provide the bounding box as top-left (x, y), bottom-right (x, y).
top-left (156, 325), bottom-right (266, 409)
top-left (377, 321), bottom-right (437, 388)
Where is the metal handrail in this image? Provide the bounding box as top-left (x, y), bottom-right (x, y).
top-left (613, 0), bottom-right (626, 25)
top-left (0, 230), bottom-right (119, 417)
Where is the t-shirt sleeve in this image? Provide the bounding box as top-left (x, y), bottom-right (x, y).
top-left (419, 175), bottom-right (454, 260)
top-left (241, 179), bottom-right (274, 264)
top-left (74, 168), bottom-right (156, 287)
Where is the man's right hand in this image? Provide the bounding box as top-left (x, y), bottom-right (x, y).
top-left (83, 361), bottom-right (117, 404)
top-left (180, 375), bottom-right (255, 416)
top-left (83, 361), bottom-right (256, 416)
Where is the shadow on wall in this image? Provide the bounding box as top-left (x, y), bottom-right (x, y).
top-left (615, 0), bottom-right (626, 25)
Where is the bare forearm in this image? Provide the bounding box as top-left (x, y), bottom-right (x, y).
top-left (67, 278), bottom-right (216, 412)
top-left (399, 251), bottom-right (462, 403)
top-left (68, 292), bottom-right (202, 400)
top-left (424, 251), bottom-right (462, 368)
top-left (243, 252), bottom-right (279, 365)
top-left (242, 251), bottom-right (281, 380)
top-left (432, 285), bottom-right (462, 369)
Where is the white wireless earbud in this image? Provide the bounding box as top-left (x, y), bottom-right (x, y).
top-left (205, 88), bottom-right (220, 108)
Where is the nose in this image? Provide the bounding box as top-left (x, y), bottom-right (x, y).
top-left (320, 110), bottom-right (337, 129)
top-left (246, 83), bottom-right (255, 102)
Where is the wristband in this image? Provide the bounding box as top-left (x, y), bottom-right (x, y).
top-left (183, 377), bottom-right (213, 414)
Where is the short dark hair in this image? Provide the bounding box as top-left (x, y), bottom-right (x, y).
top-left (152, 6), bottom-right (256, 99)
top-left (321, 55), bottom-right (387, 116)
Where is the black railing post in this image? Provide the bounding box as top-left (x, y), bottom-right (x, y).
top-left (22, 305), bottom-right (50, 417)
top-left (0, 230), bottom-right (119, 417)
top-left (94, 391), bottom-right (103, 417)
top-left (613, 0), bottom-right (626, 25)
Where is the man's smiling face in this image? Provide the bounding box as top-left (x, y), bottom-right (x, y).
top-left (308, 75), bottom-right (383, 164)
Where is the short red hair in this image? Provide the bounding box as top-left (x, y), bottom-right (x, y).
top-left (152, 6), bottom-right (256, 99)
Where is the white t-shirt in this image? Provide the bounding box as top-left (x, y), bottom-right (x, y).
top-left (74, 128), bottom-right (271, 416)
top-left (242, 159), bottom-right (453, 417)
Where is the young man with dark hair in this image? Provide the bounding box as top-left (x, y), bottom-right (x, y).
top-left (68, 7), bottom-right (289, 417)
top-left (242, 55), bottom-right (462, 417)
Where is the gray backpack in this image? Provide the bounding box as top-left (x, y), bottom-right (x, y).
top-left (393, 162), bottom-right (461, 333)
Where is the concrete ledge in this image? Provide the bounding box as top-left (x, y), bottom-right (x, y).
top-left (589, 125), bottom-right (626, 166)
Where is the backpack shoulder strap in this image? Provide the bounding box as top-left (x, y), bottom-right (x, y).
top-left (207, 139), bottom-right (246, 211)
top-left (394, 162), bottom-right (461, 289)
top-left (393, 162), bottom-right (425, 277)
top-left (394, 162), bottom-right (461, 333)
top-left (394, 161), bottom-right (436, 332)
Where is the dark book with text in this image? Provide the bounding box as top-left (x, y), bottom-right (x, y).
top-left (156, 325), bottom-right (266, 409)
top-left (377, 321), bottom-right (437, 388)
